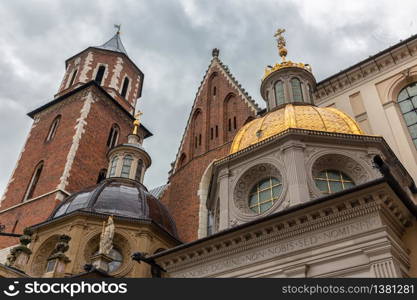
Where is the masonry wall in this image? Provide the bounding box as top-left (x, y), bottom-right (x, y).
top-left (314, 42), bottom-right (417, 185)
top-left (161, 65), bottom-right (257, 242)
top-left (57, 48), bottom-right (143, 114)
top-left (0, 85), bottom-right (134, 248)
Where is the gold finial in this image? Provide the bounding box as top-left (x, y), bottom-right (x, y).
top-left (133, 111), bottom-right (143, 135)
top-left (274, 28), bottom-right (287, 61)
top-left (114, 24), bottom-right (121, 35)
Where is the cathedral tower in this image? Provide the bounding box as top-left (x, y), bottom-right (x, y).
top-left (160, 49), bottom-right (259, 242)
top-left (0, 29), bottom-right (150, 248)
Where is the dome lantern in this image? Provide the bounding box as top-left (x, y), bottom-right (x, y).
top-left (107, 110), bottom-right (151, 183)
top-left (261, 28), bottom-right (316, 111)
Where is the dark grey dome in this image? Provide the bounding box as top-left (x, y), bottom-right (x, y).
top-left (49, 178), bottom-right (177, 238)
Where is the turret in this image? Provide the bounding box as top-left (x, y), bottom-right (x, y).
top-left (260, 29), bottom-right (316, 111)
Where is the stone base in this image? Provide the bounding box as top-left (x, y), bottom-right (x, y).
top-left (91, 253), bottom-right (113, 273)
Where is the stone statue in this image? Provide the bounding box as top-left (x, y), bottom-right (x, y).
top-left (99, 216), bottom-right (114, 255)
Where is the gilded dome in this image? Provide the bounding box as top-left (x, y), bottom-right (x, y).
top-left (230, 104), bottom-right (364, 154)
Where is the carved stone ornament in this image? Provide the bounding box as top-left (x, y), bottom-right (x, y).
top-left (6, 227), bottom-right (33, 267)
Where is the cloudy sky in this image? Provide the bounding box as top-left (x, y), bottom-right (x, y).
top-left (1, 0), bottom-right (417, 195)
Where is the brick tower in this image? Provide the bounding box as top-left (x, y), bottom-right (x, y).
top-left (0, 30), bottom-right (150, 248)
top-left (160, 49), bottom-right (259, 242)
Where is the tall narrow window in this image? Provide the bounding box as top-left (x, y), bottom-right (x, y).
top-left (199, 134), bottom-right (202, 146)
top-left (97, 169), bottom-right (107, 183)
top-left (213, 86), bottom-right (217, 96)
top-left (109, 157), bottom-right (118, 177)
top-left (291, 78), bottom-right (304, 102)
top-left (398, 82), bottom-right (417, 148)
top-left (69, 70), bottom-right (78, 87)
top-left (228, 119), bottom-right (232, 131)
top-left (195, 136), bottom-right (198, 148)
top-left (274, 81), bottom-right (285, 106)
top-left (135, 159), bottom-right (143, 182)
top-left (215, 126), bottom-right (218, 137)
top-left (107, 124), bottom-right (120, 148)
top-left (45, 115), bottom-right (61, 142)
top-left (233, 117), bottom-right (237, 130)
top-left (121, 155), bottom-right (133, 178)
top-left (121, 77), bottom-right (130, 98)
top-left (95, 66), bottom-right (106, 85)
top-left (211, 128), bottom-right (214, 140)
top-left (24, 162), bottom-right (44, 201)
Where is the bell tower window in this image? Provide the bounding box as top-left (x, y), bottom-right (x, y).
top-left (69, 70), bottom-right (78, 87)
top-left (121, 77), bottom-right (130, 98)
top-left (95, 65), bottom-right (106, 86)
top-left (23, 162), bottom-right (44, 201)
top-left (107, 124), bottom-right (120, 148)
top-left (45, 115), bottom-right (61, 142)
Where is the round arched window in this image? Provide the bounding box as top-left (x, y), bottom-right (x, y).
top-left (314, 170), bottom-right (355, 194)
top-left (397, 82), bottom-right (417, 148)
top-left (248, 177), bottom-right (282, 213)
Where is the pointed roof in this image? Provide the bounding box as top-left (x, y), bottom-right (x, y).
top-left (96, 32), bottom-right (128, 55)
top-left (170, 50), bottom-right (260, 175)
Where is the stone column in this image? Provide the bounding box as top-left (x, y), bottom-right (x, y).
top-left (218, 168), bottom-right (230, 231)
top-left (282, 141), bottom-right (309, 206)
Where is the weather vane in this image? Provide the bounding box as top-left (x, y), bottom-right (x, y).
top-left (133, 110), bottom-right (143, 135)
top-left (114, 24), bottom-right (122, 35)
top-left (274, 28), bottom-right (288, 61)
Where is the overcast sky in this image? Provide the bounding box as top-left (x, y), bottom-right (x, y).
top-left (1, 0), bottom-right (417, 196)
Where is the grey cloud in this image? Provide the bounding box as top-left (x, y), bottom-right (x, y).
top-left (0, 0), bottom-right (416, 195)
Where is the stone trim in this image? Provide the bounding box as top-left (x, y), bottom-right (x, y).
top-left (157, 188), bottom-right (412, 276)
top-left (57, 91), bottom-right (95, 190)
top-left (315, 36), bottom-right (417, 103)
top-left (0, 189), bottom-right (70, 214)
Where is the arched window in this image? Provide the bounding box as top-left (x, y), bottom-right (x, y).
top-left (23, 162), bottom-right (44, 201)
top-left (69, 69), bottom-right (77, 87)
top-left (291, 78), bottom-right (304, 102)
top-left (135, 159), bottom-right (143, 182)
top-left (213, 86), bottom-right (217, 96)
top-left (45, 115), bottom-right (61, 142)
top-left (109, 157), bottom-right (118, 177)
top-left (121, 77), bottom-right (130, 98)
top-left (107, 124), bottom-right (120, 148)
top-left (95, 66), bottom-right (106, 85)
top-left (314, 170), bottom-right (355, 194)
top-left (97, 169), bottom-right (107, 183)
top-left (121, 155), bottom-right (133, 178)
top-left (249, 177), bottom-right (282, 213)
top-left (178, 153), bottom-right (187, 168)
top-left (397, 82), bottom-right (417, 148)
top-left (274, 81), bottom-right (285, 106)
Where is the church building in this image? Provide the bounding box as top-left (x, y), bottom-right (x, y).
top-left (0, 27), bottom-right (417, 278)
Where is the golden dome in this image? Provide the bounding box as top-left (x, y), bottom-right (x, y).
top-left (230, 104), bottom-right (365, 154)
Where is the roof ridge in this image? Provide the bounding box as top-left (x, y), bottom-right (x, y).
top-left (96, 33), bottom-right (128, 55)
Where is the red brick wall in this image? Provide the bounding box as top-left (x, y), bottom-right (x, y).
top-left (0, 194), bottom-right (58, 248)
top-left (0, 85), bottom-right (134, 248)
top-left (161, 66), bottom-right (256, 242)
top-left (57, 48), bottom-right (142, 113)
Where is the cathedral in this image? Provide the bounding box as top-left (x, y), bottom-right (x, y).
top-left (0, 27), bottom-right (417, 278)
